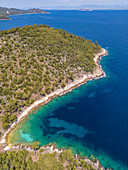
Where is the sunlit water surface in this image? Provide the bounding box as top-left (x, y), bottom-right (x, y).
top-left (1, 10), bottom-right (128, 169)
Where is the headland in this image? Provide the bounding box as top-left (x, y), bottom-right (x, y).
top-left (0, 7), bottom-right (50, 20)
top-left (0, 48), bottom-right (108, 149)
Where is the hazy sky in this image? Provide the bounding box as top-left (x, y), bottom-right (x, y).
top-left (0, 0), bottom-right (128, 8)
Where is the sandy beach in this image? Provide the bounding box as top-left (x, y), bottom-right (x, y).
top-left (0, 48), bottom-right (108, 150)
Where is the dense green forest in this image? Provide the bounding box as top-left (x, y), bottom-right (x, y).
top-left (0, 24), bottom-right (101, 131)
top-left (0, 149), bottom-right (99, 170)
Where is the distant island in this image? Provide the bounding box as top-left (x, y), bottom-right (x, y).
top-left (79, 8), bottom-right (93, 11)
top-left (0, 7), bottom-right (49, 20)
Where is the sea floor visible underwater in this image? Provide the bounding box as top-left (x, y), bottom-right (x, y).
top-left (1, 10), bottom-right (128, 169)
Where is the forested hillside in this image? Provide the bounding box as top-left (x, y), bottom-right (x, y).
top-left (0, 24), bottom-right (101, 131)
top-left (0, 7), bottom-right (49, 20)
top-left (0, 149), bottom-right (99, 170)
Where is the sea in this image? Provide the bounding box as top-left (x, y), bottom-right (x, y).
top-left (0, 10), bottom-right (128, 169)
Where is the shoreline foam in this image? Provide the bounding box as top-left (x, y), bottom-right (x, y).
top-left (0, 48), bottom-right (108, 150)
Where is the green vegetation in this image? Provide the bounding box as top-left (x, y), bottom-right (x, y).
top-left (31, 142), bottom-right (40, 150)
top-left (1, 113), bottom-right (17, 130)
top-left (0, 24), bottom-right (101, 131)
top-left (59, 149), bottom-right (73, 163)
top-left (0, 7), bottom-right (49, 20)
top-left (0, 149), bottom-right (96, 170)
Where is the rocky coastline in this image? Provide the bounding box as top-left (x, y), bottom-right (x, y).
top-left (7, 143), bottom-right (107, 170)
top-left (0, 48), bottom-right (108, 150)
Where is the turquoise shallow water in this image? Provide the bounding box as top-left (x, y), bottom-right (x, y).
top-left (8, 78), bottom-right (128, 169)
top-left (1, 10), bottom-right (128, 169)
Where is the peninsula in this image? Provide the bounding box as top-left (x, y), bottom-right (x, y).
top-left (0, 24), bottom-right (107, 135)
top-left (0, 24), bottom-right (107, 140)
top-left (0, 7), bottom-right (49, 20)
top-left (0, 24), bottom-right (108, 169)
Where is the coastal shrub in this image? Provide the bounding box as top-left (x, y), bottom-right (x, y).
top-left (59, 150), bottom-right (73, 163)
top-left (1, 113), bottom-right (17, 130)
top-left (39, 148), bottom-right (44, 152)
top-left (9, 114), bottom-right (17, 123)
top-left (31, 142), bottom-right (40, 150)
top-left (37, 153), bottom-right (64, 170)
top-left (0, 148), bottom-right (99, 170)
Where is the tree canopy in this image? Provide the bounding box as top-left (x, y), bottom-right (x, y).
top-left (0, 24), bottom-right (101, 130)
top-left (0, 149), bottom-right (96, 170)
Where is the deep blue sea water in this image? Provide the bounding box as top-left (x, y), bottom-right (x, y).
top-left (1, 10), bottom-right (128, 169)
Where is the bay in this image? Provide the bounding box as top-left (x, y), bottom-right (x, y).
top-left (1, 10), bottom-right (128, 169)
